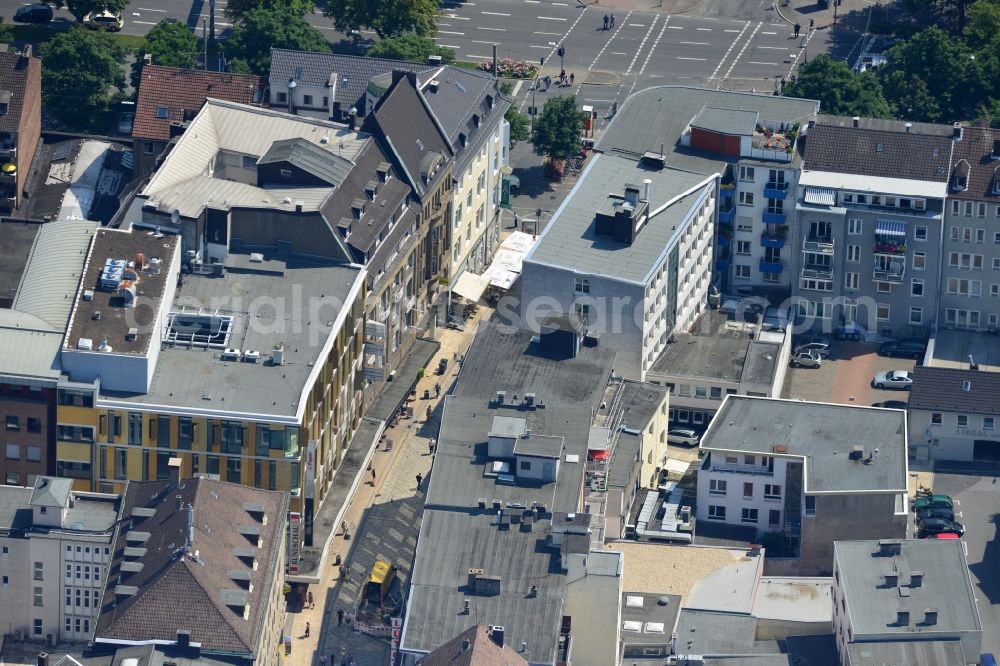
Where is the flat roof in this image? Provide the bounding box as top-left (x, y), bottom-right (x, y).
top-left (0, 220), bottom-right (39, 306)
top-left (0, 486), bottom-right (36, 533)
top-left (651, 333), bottom-right (751, 382)
top-left (845, 640), bottom-right (966, 665)
top-left (526, 155), bottom-right (715, 284)
top-left (702, 397), bottom-right (907, 493)
top-left (100, 249), bottom-right (362, 420)
top-left (673, 610), bottom-right (761, 656)
top-left (621, 592), bottom-right (681, 646)
top-left (750, 577), bottom-right (832, 623)
top-left (928, 328), bottom-right (1000, 372)
top-left (835, 539), bottom-right (981, 637)
top-left (691, 107), bottom-right (759, 136)
top-left (64, 229), bottom-right (180, 357)
top-left (617, 380), bottom-right (669, 431)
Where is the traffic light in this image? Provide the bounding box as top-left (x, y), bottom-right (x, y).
top-left (557, 45), bottom-right (565, 58)
top-left (540, 57), bottom-right (545, 66)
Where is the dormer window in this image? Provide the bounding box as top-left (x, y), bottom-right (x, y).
top-left (352, 200), bottom-right (365, 219)
top-left (473, 114), bottom-right (481, 127)
top-left (459, 132), bottom-right (467, 147)
top-left (156, 106), bottom-right (170, 119)
top-left (376, 162), bottom-right (390, 183)
top-left (364, 180), bottom-right (378, 200)
top-left (486, 94), bottom-right (494, 109)
top-left (952, 159), bottom-right (970, 192)
top-left (993, 166), bottom-right (1000, 195)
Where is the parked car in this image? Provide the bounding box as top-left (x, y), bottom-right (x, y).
top-left (794, 341), bottom-right (831, 358)
top-left (13, 3), bottom-right (53, 23)
top-left (118, 111), bottom-right (135, 135)
top-left (916, 506), bottom-right (956, 522)
top-left (667, 428), bottom-right (700, 447)
top-left (84, 10), bottom-right (123, 30)
top-left (917, 517), bottom-right (964, 539)
top-left (879, 339), bottom-right (927, 359)
top-left (872, 370), bottom-right (913, 390)
top-left (928, 532), bottom-right (960, 540)
top-left (913, 494), bottom-right (953, 511)
top-left (872, 400), bottom-right (908, 409)
top-left (834, 324), bottom-right (865, 341)
top-left (982, 654), bottom-right (997, 666)
top-left (791, 350), bottom-right (822, 368)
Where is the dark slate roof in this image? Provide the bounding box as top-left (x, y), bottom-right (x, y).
top-left (802, 121), bottom-right (953, 182)
top-left (258, 137), bottom-right (355, 186)
top-left (815, 114), bottom-right (954, 136)
top-left (948, 126), bottom-right (1000, 201)
top-left (95, 478), bottom-right (288, 657)
top-left (909, 366), bottom-right (1000, 415)
top-left (134, 66), bottom-right (261, 141)
top-left (365, 72), bottom-right (453, 196)
top-left (0, 49), bottom-right (39, 134)
top-left (269, 48), bottom-right (431, 115)
top-left (29, 476), bottom-right (72, 508)
top-left (420, 624), bottom-right (528, 666)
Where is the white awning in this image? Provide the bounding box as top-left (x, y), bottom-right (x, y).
top-left (483, 231), bottom-right (538, 289)
top-left (803, 187), bottom-right (835, 206)
top-left (451, 271), bottom-right (491, 301)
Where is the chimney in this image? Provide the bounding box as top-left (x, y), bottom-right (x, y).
top-left (175, 495), bottom-right (183, 513)
top-left (883, 573), bottom-right (898, 588)
top-left (168, 457), bottom-right (182, 487)
top-left (924, 608), bottom-right (938, 626)
top-left (286, 78), bottom-right (296, 114)
top-left (348, 107), bottom-right (357, 131)
top-left (904, 122), bottom-right (912, 133)
top-left (492, 44), bottom-right (498, 79)
top-left (186, 504), bottom-right (194, 551)
top-left (623, 185), bottom-right (639, 207)
top-left (462, 638), bottom-right (471, 652)
top-left (642, 178), bottom-right (652, 203)
top-left (21, 44), bottom-right (32, 59)
top-left (490, 626), bottom-right (505, 648)
top-left (896, 609), bottom-right (909, 626)
top-left (953, 122), bottom-right (963, 140)
top-left (177, 630), bottom-right (191, 647)
top-left (37, 653), bottom-right (49, 666)
top-left (852, 116), bottom-right (860, 128)
top-left (910, 571), bottom-right (923, 587)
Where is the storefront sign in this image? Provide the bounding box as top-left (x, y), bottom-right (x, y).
top-left (287, 512), bottom-right (301, 575)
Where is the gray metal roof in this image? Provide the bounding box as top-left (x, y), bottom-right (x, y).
top-left (909, 366), bottom-right (1000, 416)
top-left (29, 476), bottom-right (73, 508)
top-left (618, 380), bottom-right (669, 431)
top-left (598, 86), bottom-right (818, 171)
top-left (835, 540), bottom-right (981, 637)
top-left (0, 309), bottom-right (63, 380)
top-left (526, 155), bottom-right (715, 284)
top-left (101, 251), bottom-right (362, 421)
top-left (673, 610), bottom-right (759, 655)
top-left (257, 137), bottom-right (356, 186)
top-left (702, 397), bottom-right (907, 493)
top-left (607, 431), bottom-right (641, 490)
top-left (513, 433), bottom-right (563, 458)
top-left (845, 640), bottom-right (966, 666)
top-left (691, 107), bottom-right (759, 136)
top-left (621, 592), bottom-right (681, 645)
top-left (0, 486), bottom-right (35, 534)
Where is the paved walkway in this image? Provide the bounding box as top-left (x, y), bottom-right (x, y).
top-left (282, 305), bottom-right (494, 666)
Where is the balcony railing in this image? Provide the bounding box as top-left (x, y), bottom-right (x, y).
top-left (873, 241), bottom-right (906, 256)
top-left (801, 264), bottom-right (833, 280)
top-left (762, 211), bottom-right (786, 225)
top-left (763, 182), bottom-right (789, 200)
top-left (873, 258), bottom-right (905, 282)
top-left (759, 259), bottom-right (784, 274)
top-left (760, 229), bottom-right (786, 249)
top-left (718, 203), bottom-right (736, 224)
top-left (718, 234), bottom-right (731, 246)
top-left (803, 234), bottom-right (834, 254)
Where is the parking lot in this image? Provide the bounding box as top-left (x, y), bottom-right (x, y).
top-left (782, 341), bottom-right (917, 407)
top-left (930, 471), bottom-right (1000, 655)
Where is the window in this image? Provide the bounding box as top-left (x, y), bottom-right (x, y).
top-left (743, 482), bottom-right (753, 498)
top-left (725, 455), bottom-right (738, 464)
top-left (128, 412), bottom-right (142, 445)
top-left (914, 225), bottom-right (927, 241)
top-left (739, 166), bottom-right (755, 182)
top-left (947, 278), bottom-right (982, 296)
top-left (242, 155), bottom-right (257, 170)
top-left (6, 415), bottom-right (19, 430)
top-left (875, 281), bottom-right (892, 294)
top-left (710, 387), bottom-right (722, 399)
top-left (33, 587), bottom-right (43, 606)
top-left (226, 458), bottom-right (241, 483)
top-left (847, 245), bottom-right (860, 263)
top-left (5, 444), bottom-right (18, 460)
top-left (736, 240), bottom-right (751, 255)
top-left (957, 414), bottom-right (969, 428)
top-left (574, 278), bottom-right (590, 294)
top-left (692, 412), bottom-right (705, 425)
top-left (804, 496), bottom-right (816, 516)
top-left (951, 201), bottom-right (960, 216)
top-left (574, 303), bottom-right (590, 320)
top-left (27, 418), bottom-right (40, 433)
top-left (33, 561), bottom-right (43, 581)
top-left (302, 94), bottom-right (313, 106)
top-left (995, 258), bottom-right (1000, 270)
top-left (735, 264), bottom-right (751, 279)
top-left (143, 141), bottom-right (155, 155)
top-left (911, 279), bottom-right (924, 297)
top-left (931, 413), bottom-right (942, 425)
top-left (913, 252), bottom-right (925, 270)
top-left (709, 479), bottom-right (727, 495)
top-left (220, 421), bottom-right (244, 454)
top-left (764, 484), bottom-right (781, 499)
top-left (965, 203), bottom-right (974, 218)
top-left (991, 284), bottom-right (999, 297)
top-left (738, 191), bottom-right (754, 206)
top-left (695, 386), bottom-right (708, 398)
top-left (708, 505), bottom-right (726, 520)
top-left (769, 509), bottom-right (781, 526)
top-left (876, 304), bottom-right (890, 321)
top-left (741, 508), bottom-right (758, 524)
top-left (27, 446), bottom-right (41, 462)
top-left (909, 308), bottom-right (922, 325)
top-left (995, 232), bottom-right (1000, 244)
top-left (845, 272), bottom-right (859, 290)
top-left (978, 204), bottom-right (987, 220)
top-left (678, 385), bottom-right (690, 397)
top-left (985, 417), bottom-right (995, 430)
top-left (848, 218), bottom-right (862, 235)
top-left (33, 619), bottom-right (42, 636)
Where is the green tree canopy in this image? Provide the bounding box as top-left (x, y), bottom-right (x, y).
top-left (131, 20), bottom-right (200, 90)
top-left (324, 0), bottom-right (439, 38)
top-left (879, 26), bottom-right (980, 122)
top-left (224, 0), bottom-right (314, 19)
top-left (42, 26), bottom-right (126, 128)
top-left (786, 54), bottom-right (891, 118)
top-left (531, 95), bottom-right (584, 161)
top-left (226, 6), bottom-right (331, 76)
top-left (499, 82), bottom-right (529, 148)
top-left (367, 34), bottom-right (453, 63)
top-left (52, 0), bottom-right (129, 22)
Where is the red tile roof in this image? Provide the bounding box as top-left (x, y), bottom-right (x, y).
top-left (134, 66), bottom-right (262, 141)
top-left (421, 625), bottom-right (528, 666)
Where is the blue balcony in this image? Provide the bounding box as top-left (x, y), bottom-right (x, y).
top-left (716, 258), bottom-right (730, 272)
top-left (762, 211), bottom-right (786, 225)
top-left (760, 229), bottom-right (786, 249)
top-left (759, 259), bottom-right (784, 274)
top-left (764, 182), bottom-right (789, 200)
top-left (718, 234), bottom-right (731, 247)
top-left (719, 204), bottom-right (736, 224)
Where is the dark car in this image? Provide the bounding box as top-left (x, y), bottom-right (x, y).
top-left (872, 400), bottom-right (908, 410)
top-left (917, 517), bottom-right (964, 538)
top-left (913, 494), bottom-right (953, 511)
top-left (13, 3), bottom-right (54, 23)
top-left (879, 339), bottom-right (927, 359)
top-left (916, 506), bottom-right (956, 522)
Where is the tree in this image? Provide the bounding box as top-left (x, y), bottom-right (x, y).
top-left (226, 6), bottom-right (331, 76)
top-left (52, 0), bottom-right (129, 22)
top-left (499, 82), bottom-right (529, 149)
top-left (785, 54), bottom-right (891, 118)
top-left (130, 20), bottom-right (200, 90)
top-left (324, 0), bottom-right (440, 38)
top-left (225, 0), bottom-right (313, 19)
top-left (42, 26), bottom-right (126, 128)
top-left (531, 96), bottom-right (584, 161)
top-left (879, 26), bottom-right (981, 122)
top-left (367, 34), bottom-right (454, 63)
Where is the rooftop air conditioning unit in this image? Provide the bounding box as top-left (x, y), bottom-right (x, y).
top-left (222, 348), bottom-right (241, 361)
top-left (243, 350), bottom-right (261, 363)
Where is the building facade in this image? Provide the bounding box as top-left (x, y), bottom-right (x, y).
top-left (908, 365), bottom-right (1000, 463)
top-left (0, 46), bottom-right (42, 212)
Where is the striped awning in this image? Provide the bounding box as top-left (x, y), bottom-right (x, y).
top-left (876, 219), bottom-right (908, 237)
top-left (803, 187), bottom-right (835, 206)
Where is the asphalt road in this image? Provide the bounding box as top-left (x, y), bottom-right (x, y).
top-left (932, 470), bottom-right (1000, 656)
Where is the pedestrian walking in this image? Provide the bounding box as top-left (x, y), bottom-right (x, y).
top-left (603, 14), bottom-right (609, 29)
top-left (337, 608), bottom-right (344, 626)
top-left (429, 438), bottom-right (436, 455)
top-left (304, 622), bottom-right (310, 638)
top-left (434, 382), bottom-right (441, 397)
top-left (793, 22), bottom-right (801, 37)
top-left (610, 13), bottom-right (615, 28)
top-left (370, 467), bottom-right (376, 484)
top-left (570, 72), bottom-right (575, 85)
top-left (307, 591), bottom-right (314, 609)
top-left (513, 213), bottom-right (519, 228)
top-left (416, 473), bottom-right (423, 487)
top-left (808, 18), bottom-right (814, 29)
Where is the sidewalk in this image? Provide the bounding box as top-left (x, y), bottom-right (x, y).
top-left (282, 305), bottom-right (494, 666)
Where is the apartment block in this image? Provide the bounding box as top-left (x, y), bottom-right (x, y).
top-left (908, 365), bottom-right (1000, 463)
top-left (0, 46), bottom-right (41, 212)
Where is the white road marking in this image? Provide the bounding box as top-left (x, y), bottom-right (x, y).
top-left (696, 27), bottom-right (712, 31)
top-left (529, 45), bottom-right (551, 48)
top-left (478, 26), bottom-right (506, 30)
top-left (438, 22), bottom-right (452, 26)
top-left (667, 25), bottom-right (684, 29)
top-left (680, 41), bottom-right (709, 45)
top-left (757, 45), bottom-right (786, 49)
top-left (534, 31), bottom-right (562, 35)
top-left (762, 30), bottom-right (777, 34)
top-left (626, 15), bottom-right (669, 97)
top-left (525, 0), bottom-right (540, 3)
top-left (512, 80), bottom-right (523, 96)
top-left (553, 1), bottom-right (568, 5)
top-left (136, 6), bottom-right (166, 12)
top-left (678, 56), bottom-right (706, 60)
top-left (569, 9), bottom-right (637, 97)
top-left (611, 51), bottom-right (628, 55)
top-left (471, 39), bottom-right (501, 44)
top-left (724, 28), bottom-right (741, 32)
top-left (629, 23), bottom-right (645, 27)
top-left (538, 16), bottom-right (568, 20)
top-left (132, 20), bottom-right (159, 25)
top-left (437, 44), bottom-right (461, 48)
top-left (481, 10), bottom-right (511, 16)
top-left (466, 54), bottom-right (493, 59)
top-left (785, 26), bottom-right (815, 78)
top-left (721, 20), bottom-right (762, 80)
top-left (749, 61), bottom-right (779, 65)
top-left (708, 19), bottom-right (751, 81)
top-left (439, 30), bottom-right (465, 35)
top-left (582, 98), bottom-right (614, 102)
top-left (444, 14), bottom-right (471, 20)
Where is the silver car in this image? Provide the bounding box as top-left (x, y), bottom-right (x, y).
top-left (667, 428), bottom-right (700, 447)
top-left (872, 370), bottom-right (913, 390)
top-left (791, 350), bottom-right (822, 368)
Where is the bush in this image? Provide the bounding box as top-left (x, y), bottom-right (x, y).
top-left (479, 57), bottom-right (537, 79)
